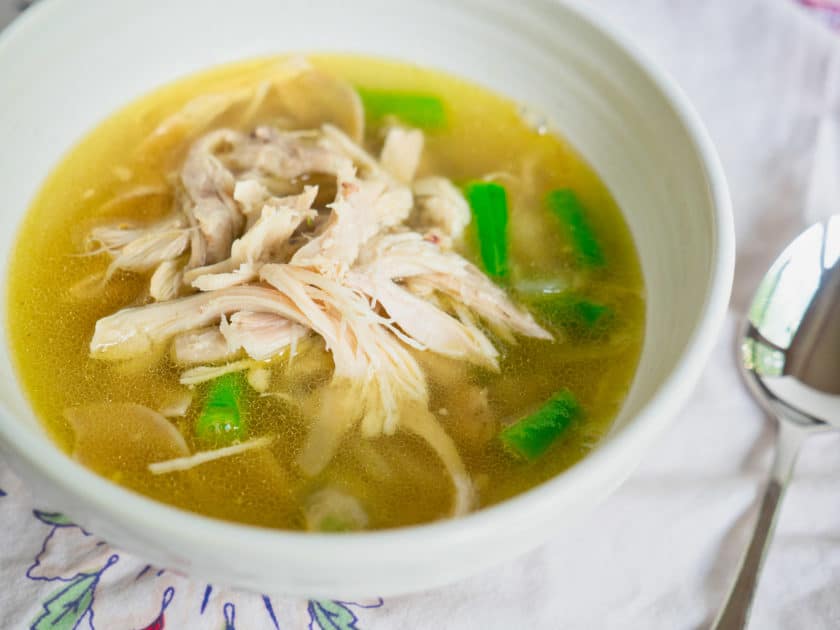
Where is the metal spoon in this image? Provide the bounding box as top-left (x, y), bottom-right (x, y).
top-left (712, 215), bottom-right (840, 629)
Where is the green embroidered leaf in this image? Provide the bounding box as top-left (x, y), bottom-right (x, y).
top-left (31, 572), bottom-right (97, 630)
top-left (308, 600), bottom-right (359, 630)
top-left (33, 510), bottom-right (75, 527)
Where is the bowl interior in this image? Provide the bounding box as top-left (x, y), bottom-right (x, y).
top-left (0, 0), bottom-right (731, 596)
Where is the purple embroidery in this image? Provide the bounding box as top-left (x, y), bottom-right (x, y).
top-left (200, 584), bottom-right (213, 613)
top-left (27, 512), bottom-right (90, 583)
top-left (262, 595), bottom-right (280, 629)
top-left (223, 602), bottom-right (236, 630)
top-left (135, 564), bottom-right (152, 581)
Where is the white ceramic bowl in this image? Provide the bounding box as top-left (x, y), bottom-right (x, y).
top-left (0, 0), bottom-right (733, 597)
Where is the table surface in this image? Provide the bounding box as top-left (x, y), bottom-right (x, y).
top-left (1, 1), bottom-right (839, 629)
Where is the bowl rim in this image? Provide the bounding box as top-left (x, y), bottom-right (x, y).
top-left (0, 0), bottom-right (734, 557)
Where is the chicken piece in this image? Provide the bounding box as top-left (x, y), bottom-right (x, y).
top-left (185, 185), bottom-right (318, 287)
top-left (172, 327), bottom-right (235, 365)
top-left (400, 402), bottom-right (474, 516)
top-left (90, 291), bottom-right (223, 359)
top-left (229, 126), bottom-right (350, 180)
top-left (357, 232), bottom-right (551, 341)
top-left (411, 268), bottom-right (552, 341)
top-left (180, 129), bottom-right (244, 265)
top-left (231, 185), bottom-right (317, 259)
top-left (190, 263), bottom-right (261, 291)
top-left (179, 358), bottom-right (262, 386)
top-left (233, 179), bottom-right (271, 217)
top-left (346, 271), bottom-right (499, 370)
top-left (262, 264), bottom-right (427, 435)
top-left (88, 215), bottom-right (190, 280)
top-left (91, 283), bottom-right (309, 361)
top-left (150, 260), bottom-right (183, 301)
top-left (220, 311), bottom-right (308, 360)
top-left (291, 165), bottom-right (412, 276)
top-left (379, 127), bottom-right (424, 183)
top-left (319, 124), bottom-right (389, 181)
top-left (355, 230), bottom-right (465, 278)
top-left (412, 176), bottom-right (471, 239)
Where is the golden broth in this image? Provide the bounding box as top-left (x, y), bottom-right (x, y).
top-left (7, 55), bottom-right (644, 530)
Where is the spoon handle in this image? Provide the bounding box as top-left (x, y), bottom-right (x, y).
top-left (711, 421), bottom-right (806, 630)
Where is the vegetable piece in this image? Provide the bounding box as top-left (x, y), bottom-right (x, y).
top-left (64, 403), bottom-right (189, 473)
top-left (499, 390), bottom-right (582, 460)
top-left (356, 87), bottom-right (446, 129)
top-left (546, 189), bottom-right (604, 267)
top-left (466, 182), bottom-right (509, 280)
top-left (305, 488), bottom-right (368, 533)
top-left (525, 291), bottom-right (613, 339)
top-left (195, 373), bottom-right (246, 446)
top-left (149, 436), bottom-right (274, 475)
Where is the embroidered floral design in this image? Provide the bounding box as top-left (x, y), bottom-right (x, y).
top-left (12, 490), bottom-right (386, 627)
top-left (30, 554), bottom-right (118, 630)
top-left (307, 598), bottom-right (384, 630)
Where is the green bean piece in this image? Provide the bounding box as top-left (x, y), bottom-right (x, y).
top-left (499, 389), bottom-right (582, 460)
top-left (466, 181), bottom-right (510, 280)
top-left (356, 87), bottom-right (446, 129)
top-left (546, 189), bottom-right (605, 267)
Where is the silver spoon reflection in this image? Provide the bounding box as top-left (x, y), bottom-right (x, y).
top-left (712, 215), bottom-right (840, 629)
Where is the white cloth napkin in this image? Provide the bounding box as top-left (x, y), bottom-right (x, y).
top-left (2, 1), bottom-right (840, 628)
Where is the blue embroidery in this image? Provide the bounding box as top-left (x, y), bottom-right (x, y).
top-left (262, 595), bottom-right (280, 629)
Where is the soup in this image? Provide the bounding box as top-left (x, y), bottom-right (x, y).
top-left (7, 55), bottom-right (644, 531)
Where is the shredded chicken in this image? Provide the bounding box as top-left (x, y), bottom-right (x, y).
top-left (380, 127), bottom-right (424, 183)
top-left (150, 260), bottom-right (183, 301)
top-left (149, 436), bottom-right (275, 474)
top-left (85, 82), bottom-right (559, 516)
top-left (220, 311), bottom-right (308, 360)
top-left (412, 176), bottom-right (471, 239)
top-left (180, 129), bottom-right (244, 265)
top-left (88, 215), bottom-right (191, 280)
top-left (172, 327), bottom-right (234, 365)
top-left (185, 185), bottom-right (319, 287)
top-left (290, 164), bottom-right (412, 276)
top-left (179, 358), bottom-right (263, 386)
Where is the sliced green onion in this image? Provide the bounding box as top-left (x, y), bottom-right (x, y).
top-left (195, 373), bottom-right (246, 446)
top-left (356, 87), bottom-right (446, 129)
top-left (499, 389), bottom-right (582, 460)
top-left (466, 181), bottom-right (509, 280)
top-left (546, 189), bottom-right (604, 267)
